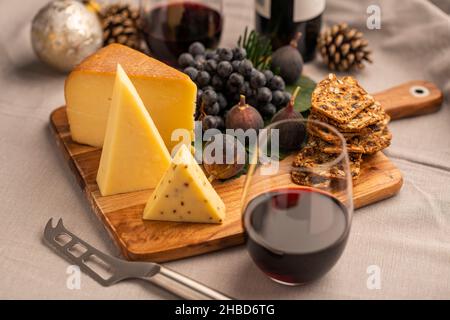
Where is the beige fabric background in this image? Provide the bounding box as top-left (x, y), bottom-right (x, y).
top-left (0, 0), bottom-right (449, 299)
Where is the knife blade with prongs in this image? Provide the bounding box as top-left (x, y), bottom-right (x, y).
top-left (43, 218), bottom-right (233, 300)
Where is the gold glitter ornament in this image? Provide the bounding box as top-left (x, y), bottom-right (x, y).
top-left (31, 0), bottom-right (103, 72)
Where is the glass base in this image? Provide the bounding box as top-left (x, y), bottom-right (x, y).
top-left (269, 277), bottom-right (308, 287)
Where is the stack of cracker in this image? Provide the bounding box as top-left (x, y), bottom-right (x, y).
top-left (292, 74), bottom-right (392, 187)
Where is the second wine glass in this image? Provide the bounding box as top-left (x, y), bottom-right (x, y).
top-left (140, 0), bottom-right (223, 66)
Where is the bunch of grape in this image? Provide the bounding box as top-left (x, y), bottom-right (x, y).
top-left (178, 42), bottom-right (292, 130)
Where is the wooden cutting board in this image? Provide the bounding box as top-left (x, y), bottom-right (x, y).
top-left (49, 80), bottom-right (443, 262)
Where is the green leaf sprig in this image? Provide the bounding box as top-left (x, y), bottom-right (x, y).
top-left (237, 27), bottom-right (272, 70)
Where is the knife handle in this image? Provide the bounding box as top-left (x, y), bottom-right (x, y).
top-left (373, 80), bottom-right (443, 120)
top-left (144, 266), bottom-right (233, 300)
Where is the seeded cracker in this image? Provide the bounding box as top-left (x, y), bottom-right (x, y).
top-left (290, 171), bottom-right (333, 189)
top-left (292, 139), bottom-right (363, 181)
top-left (307, 122), bottom-right (359, 143)
top-left (320, 128), bottom-right (392, 154)
top-left (308, 115), bottom-right (391, 144)
top-left (311, 74), bottom-right (375, 123)
top-left (310, 101), bottom-right (386, 132)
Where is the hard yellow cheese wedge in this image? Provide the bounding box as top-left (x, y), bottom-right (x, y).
top-left (143, 145), bottom-right (226, 224)
top-left (96, 64), bottom-right (171, 196)
top-left (65, 44), bottom-right (196, 151)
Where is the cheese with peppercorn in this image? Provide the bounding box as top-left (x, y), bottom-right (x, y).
top-left (143, 145), bottom-right (225, 224)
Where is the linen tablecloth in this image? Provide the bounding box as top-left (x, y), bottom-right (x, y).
top-left (0, 0), bottom-right (449, 299)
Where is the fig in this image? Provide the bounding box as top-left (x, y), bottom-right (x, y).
top-left (271, 33), bottom-right (304, 85)
top-left (270, 87), bottom-right (306, 152)
top-left (225, 95), bottom-right (264, 131)
top-left (203, 134), bottom-right (245, 180)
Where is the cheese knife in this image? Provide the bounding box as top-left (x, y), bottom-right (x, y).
top-left (43, 218), bottom-right (233, 300)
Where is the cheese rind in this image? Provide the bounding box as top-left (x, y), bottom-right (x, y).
top-left (143, 145), bottom-right (226, 224)
top-left (96, 64), bottom-right (171, 196)
top-left (65, 44), bottom-right (196, 151)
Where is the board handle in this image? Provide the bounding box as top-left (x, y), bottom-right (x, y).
top-left (373, 80), bottom-right (443, 120)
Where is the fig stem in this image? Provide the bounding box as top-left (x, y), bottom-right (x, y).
top-left (200, 101), bottom-right (207, 119)
top-left (288, 86), bottom-right (301, 111)
top-left (290, 32), bottom-right (302, 48)
top-left (239, 95), bottom-right (246, 107)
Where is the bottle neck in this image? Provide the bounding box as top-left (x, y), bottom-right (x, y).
top-left (255, 0), bottom-right (326, 22)
top-left (293, 0), bottom-right (326, 22)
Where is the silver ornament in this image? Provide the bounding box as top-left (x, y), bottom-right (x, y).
top-left (31, 0), bottom-right (103, 72)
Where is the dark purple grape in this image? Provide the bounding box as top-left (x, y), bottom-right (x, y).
top-left (202, 115), bottom-right (218, 131)
top-left (189, 42), bottom-right (205, 56)
top-left (247, 96), bottom-right (258, 108)
top-left (226, 79), bottom-right (240, 94)
top-left (250, 69), bottom-right (267, 89)
top-left (271, 90), bottom-right (285, 106)
top-left (196, 71), bottom-right (210, 87)
top-left (204, 102), bottom-right (220, 115)
top-left (228, 73), bottom-right (244, 87)
top-left (202, 89), bottom-right (218, 106)
top-left (238, 59), bottom-right (253, 77)
top-left (196, 89), bottom-right (203, 104)
top-left (263, 70), bottom-right (274, 82)
top-left (269, 75), bottom-right (285, 91)
top-left (178, 53), bottom-right (195, 68)
top-left (232, 47), bottom-right (246, 60)
top-left (256, 87), bottom-right (272, 103)
top-left (202, 85), bottom-right (214, 92)
top-left (217, 48), bottom-right (233, 61)
top-left (214, 116), bottom-right (225, 130)
top-left (195, 54), bottom-right (206, 63)
top-left (194, 62), bottom-right (204, 71)
top-left (231, 60), bottom-right (241, 72)
top-left (222, 110), bottom-right (229, 119)
top-left (211, 75), bottom-right (224, 90)
top-left (217, 93), bottom-right (227, 110)
top-left (282, 91), bottom-right (292, 105)
top-left (183, 67), bottom-right (198, 81)
top-left (217, 61), bottom-right (233, 78)
top-left (239, 81), bottom-right (252, 97)
top-left (205, 50), bottom-right (218, 60)
top-left (194, 55), bottom-right (206, 70)
top-left (204, 59), bottom-right (217, 73)
top-left (259, 103), bottom-right (277, 118)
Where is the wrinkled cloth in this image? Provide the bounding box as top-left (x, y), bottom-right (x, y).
top-left (0, 0), bottom-right (449, 299)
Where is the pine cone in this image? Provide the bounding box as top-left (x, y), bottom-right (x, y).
top-left (317, 23), bottom-right (372, 72)
top-left (100, 3), bottom-right (142, 51)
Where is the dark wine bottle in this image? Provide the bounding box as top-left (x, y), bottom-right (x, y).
top-left (255, 0), bottom-right (325, 62)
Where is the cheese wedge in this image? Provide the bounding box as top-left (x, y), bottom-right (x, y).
top-left (96, 64), bottom-right (171, 196)
top-left (65, 43), bottom-right (196, 151)
top-left (143, 145), bottom-right (225, 224)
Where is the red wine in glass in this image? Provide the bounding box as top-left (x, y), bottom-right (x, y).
top-left (244, 187), bottom-right (350, 285)
top-left (140, 1), bottom-right (223, 66)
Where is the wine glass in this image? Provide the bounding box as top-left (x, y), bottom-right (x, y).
top-left (242, 118), bottom-right (354, 286)
top-left (139, 0), bottom-right (224, 65)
